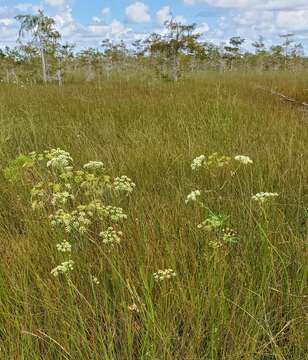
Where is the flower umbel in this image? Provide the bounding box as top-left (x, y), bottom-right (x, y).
top-left (113, 176), bottom-right (136, 194)
top-left (185, 190), bottom-right (201, 204)
top-left (252, 192), bottom-right (279, 204)
top-left (234, 155), bottom-right (253, 165)
top-left (191, 155), bottom-right (206, 171)
top-left (153, 269), bottom-right (176, 282)
top-left (99, 227), bottom-right (123, 245)
top-left (51, 260), bottom-right (74, 277)
top-left (83, 161), bottom-right (105, 173)
top-left (56, 240), bottom-right (72, 253)
top-left (46, 149), bottom-right (73, 171)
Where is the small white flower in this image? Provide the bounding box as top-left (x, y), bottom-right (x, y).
top-left (51, 260), bottom-right (74, 277)
top-left (99, 227), bottom-right (122, 245)
top-left (113, 176), bottom-right (136, 194)
top-left (103, 206), bottom-right (127, 222)
top-left (252, 192), bottom-right (279, 204)
top-left (191, 155), bottom-right (206, 171)
top-left (153, 268), bottom-right (176, 282)
top-left (91, 275), bottom-right (100, 285)
top-left (185, 190), bottom-right (201, 204)
top-left (234, 155), bottom-right (253, 165)
top-left (46, 149), bottom-right (73, 170)
top-left (56, 240), bottom-right (72, 253)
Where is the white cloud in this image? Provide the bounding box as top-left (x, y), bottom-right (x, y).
top-left (125, 2), bottom-right (151, 23)
top-left (111, 19), bottom-right (127, 34)
top-left (156, 6), bottom-right (186, 25)
top-left (45, 0), bottom-right (65, 7)
top-left (92, 16), bottom-right (101, 23)
top-left (184, 0), bottom-right (308, 10)
top-left (276, 10), bottom-right (308, 31)
top-left (87, 19), bottom-right (132, 39)
top-left (156, 6), bottom-right (171, 25)
top-left (101, 7), bottom-right (110, 17)
top-left (196, 22), bottom-right (210, 33)
top-left (0, 18), bottom-right (14, 26)
top-left (14, 3), bottom-right (41, 13)
top-left (183, 0), bottom-right (308, 49)
top-left (53, 5), bottom-right (76, 37)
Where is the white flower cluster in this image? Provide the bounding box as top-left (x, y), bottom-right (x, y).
top-left (16, 148), bottom-right (135, 279)
top-left (50, 208), bottom-right (92, 234)
top-left (99, 227), bottom-right (123, 245)
top-left (104, 205), bottom-right (128, 222)
top-left (153, 269), bottom-right (176, 282)
top-left (46, 149), bottom-right (73, 171)
top-left (113, 176), bottom-right (136, 194)
top-left (191, 153), bottom-right (232, 171)
top-left (185, 190), bottom-right (201, 204)
top-left (56, 240), bottom-right (72, 253)
top-left (252, 192), bottom-right (279, 204)
top-left (191, 155), bottom-right (206, 171)
top-left (83, 161), bottom-right (105, 172)
top-left (234, 155), bottom-right (253, 165)
top-left (50, 201), bottom-right (128, 235)
top-left (51, 260), bottom-right (74, 277)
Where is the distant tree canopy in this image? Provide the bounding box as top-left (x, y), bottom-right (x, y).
top-left (0, 11), bottom-right (307, 84)
top-left (15, 10), bottom-right (61, 83)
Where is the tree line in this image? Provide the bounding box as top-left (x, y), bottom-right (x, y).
top-left (0, 10), bottom-right (306, 84)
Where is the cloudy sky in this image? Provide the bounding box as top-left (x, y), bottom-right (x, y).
top-left (1, 0), bottom-right (307, 50)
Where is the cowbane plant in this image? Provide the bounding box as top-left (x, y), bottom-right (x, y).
top-left (186, 152), bottom-right (255, 248)
top-left (187, 152), bottom-right (280, 248)
top-left (5, 148), bottom-right (135, 278)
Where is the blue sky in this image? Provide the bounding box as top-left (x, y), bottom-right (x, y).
top-left (1, 0), bottom-right (308, 50)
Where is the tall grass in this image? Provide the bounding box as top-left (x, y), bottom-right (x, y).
top-left (0, 72), bottom-right (307, 359)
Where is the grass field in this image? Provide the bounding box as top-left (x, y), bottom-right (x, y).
top-left (0, 73), bottom-right (307, 359)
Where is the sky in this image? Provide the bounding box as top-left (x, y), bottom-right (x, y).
top-left (0, 0), bottom-right (308, 51)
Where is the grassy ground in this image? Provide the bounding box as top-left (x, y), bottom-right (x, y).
top-left (0, 72), bottom-right (307, 359)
